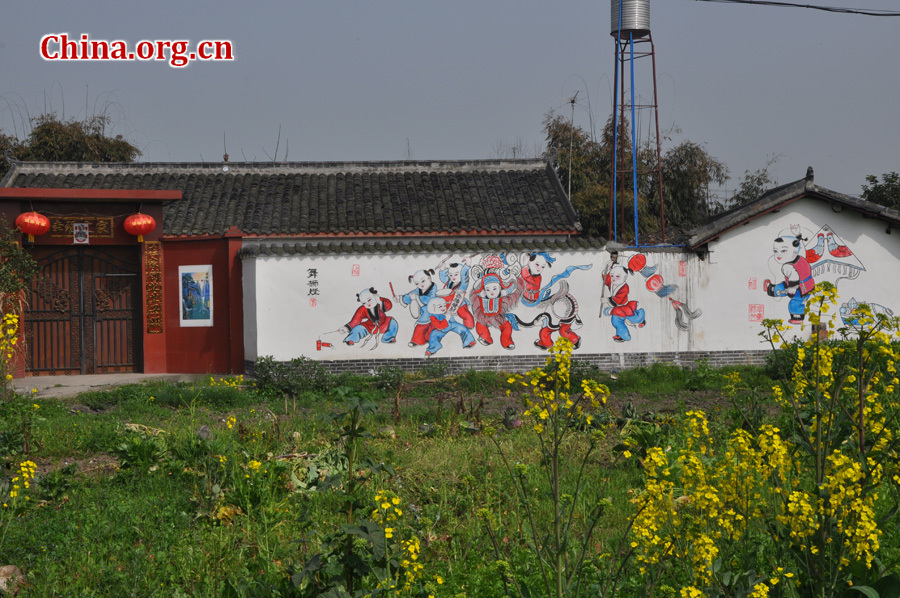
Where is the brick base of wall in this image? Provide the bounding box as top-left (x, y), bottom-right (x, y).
top-left (246, 350), bottom-right (771, 377)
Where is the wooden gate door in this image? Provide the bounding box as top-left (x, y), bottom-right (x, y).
top-left (25, 246), bottom-right (142, 375)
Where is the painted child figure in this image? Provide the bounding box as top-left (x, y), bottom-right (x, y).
top-left (764, 235), bottom-right (815, 324)
top-left (341, 287), bottom-right (398, 345)
top-left (438, 261), bottom-right (476, 329)
top-left (603, 265), bottom-right (646, 342)
top-left (520, 252), bottom-right (553, 306)
top-left (519, 251), bottom-right (584, 349)
top-left (600, 250), bottom-right (619, 303)
top-left (423, 296), bottom-right (476, 356)
top-left (395, 269), bottom-right (439, 347)
top-left (472, 272), bottom-right (519, 349)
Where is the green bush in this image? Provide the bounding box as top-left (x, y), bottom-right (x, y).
top-left (254, 355), bottom-right (335, 397)
top-left (372, 366), bottom-right (404, 393)
top-left (456, 369), bottom-right (506, 395)
top-left (685, 359), bottom-right (719, 391)
top-left (763, 338), bottom-right (800, 380)
top-left (570, 357), bottom-right (605, 387)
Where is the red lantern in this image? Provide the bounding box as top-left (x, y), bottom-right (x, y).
top-left (627, 253), bottom-right (647, 273)
top-left (124, 213), bottom-right (156, 243)
top-left (645, 274), bottom-right (664, 293)
top-left (15, 212), bottom-right (50, 242)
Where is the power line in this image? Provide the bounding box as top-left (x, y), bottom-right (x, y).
top-left (694, 0), bottom-right (900, 17)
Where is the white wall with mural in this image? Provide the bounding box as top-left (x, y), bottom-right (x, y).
top-left (242, 200), bottom-right (900, 363)
top-left (242, 247), bottom-right (706, 361)
top-left (697, 197), bottom-right (900, 351)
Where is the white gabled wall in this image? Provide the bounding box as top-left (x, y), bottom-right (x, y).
top-left (698, 197), bottom-right (900, 351)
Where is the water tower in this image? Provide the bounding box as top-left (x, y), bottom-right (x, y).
top-left (609, 0), bottom-right (665, 244)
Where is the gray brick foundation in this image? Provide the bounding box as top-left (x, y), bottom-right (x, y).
top-left (245, 350), bottom-right (770, 376)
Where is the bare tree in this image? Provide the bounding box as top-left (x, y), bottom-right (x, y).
top-left (262, 125), bottom-right (290, 163)
top-left (492, 136), bottom-right (541, 160)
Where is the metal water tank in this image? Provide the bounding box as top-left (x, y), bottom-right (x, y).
top-left (610, 0), bottom-right (650, 38)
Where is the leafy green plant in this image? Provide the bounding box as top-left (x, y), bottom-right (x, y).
top-left (171, 430), bottom-right (234, 521)
top-left (419, 360), bottom-right (450, 380)
top-left (569, 358), bottom-right (604, 388)
top-left (373, 366), bottom-right (405, 393)
top-left (722, 370), bottom-right (771, 431)
top-left (763, 336), bottom-right (801, 381)
top-left (614, 402), bottom-right (672, 463)
top-left (113, 429), bottom-right (168, 471)
top-left (0, 396), bottom-right (44, 455)
top-left (685, 359), bottom-right (719, 391)
top-left (288, 445), bottom-right (349, 494)
top-left (35, 462), bottom-right (77, 501)
top-left (289, 386), bottom-right (440, 597)
top-left (231, 457), bottom-right (288, 512)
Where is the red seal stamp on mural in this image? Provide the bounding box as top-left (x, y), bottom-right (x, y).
top-left (749, 304), bottom-right (764, 322)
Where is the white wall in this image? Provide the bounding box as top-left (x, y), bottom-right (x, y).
top-left (244, 248), bottom-right (705, 361)
top-left (243, 200), bottom-right (900, 363)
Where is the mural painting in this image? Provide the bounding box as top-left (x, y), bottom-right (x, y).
top-left (502, 251), bottom-right (591, 350)
top-left (395, 268), bottom-right (440, 348)
top-left (342, 288), bottom-right (398, 349)
top-left (470, 255), bottom-right (521, 350)
top-left (311, 249), bottom-right (706, 355)
top-left (393, 262), bottom-right (477, 356)
top-left (840, 297), bottom-right (894, 327)
top-left (179, 265), bottom-right (213, 327)
top-left (314, 251), bottom-right (603, 355)
top-left (763, 224), bottom-right (866, 324)
top-left (600, 251), bottom-right (700, 342)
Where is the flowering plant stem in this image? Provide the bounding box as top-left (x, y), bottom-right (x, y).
top-left (486, 338), bottom-right (619, 598)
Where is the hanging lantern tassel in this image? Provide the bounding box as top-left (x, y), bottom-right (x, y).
top-left (15, 211), bottom-right (50, 243)
top-left (124, 213), bottom-right (156, 243)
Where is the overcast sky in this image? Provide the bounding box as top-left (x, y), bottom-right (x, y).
top-left (2, 0), bottom-right (898, 198)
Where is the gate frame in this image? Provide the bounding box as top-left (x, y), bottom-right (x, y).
top-left (0, 188), bottom-right (180, 377)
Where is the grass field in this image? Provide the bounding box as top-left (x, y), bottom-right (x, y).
top-left (2, 347), bottom-right (900, 597)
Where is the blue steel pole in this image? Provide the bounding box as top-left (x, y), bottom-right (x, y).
top-left (612, 0), bottom-right (624, 243)
top-left (630, 32), bottom-right (639, 247)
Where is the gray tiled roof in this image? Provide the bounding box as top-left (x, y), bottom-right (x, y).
top-left (687, 167), bottom-right (900, 250)
top-left (1, 160), bottom-right (581, 238)
top-left (238, 236), bottom-right (604, 259)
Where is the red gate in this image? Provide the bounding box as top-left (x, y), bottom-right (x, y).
top-left (25, 246), bottom-right (142, 375)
